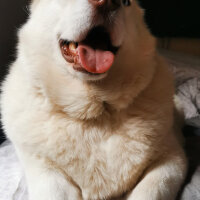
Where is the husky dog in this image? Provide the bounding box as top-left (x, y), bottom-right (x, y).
top-left (1, 0), bottom-right (187, 199)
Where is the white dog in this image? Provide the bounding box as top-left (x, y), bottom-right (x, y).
top-left (1, 0), bottom-right (187, 199)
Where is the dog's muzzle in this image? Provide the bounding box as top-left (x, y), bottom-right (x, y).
top-left (59, 26), bottom-right (119, 74)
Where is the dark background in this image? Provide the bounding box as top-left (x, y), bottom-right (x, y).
top-left (1, 0), bottom-right (200, 144)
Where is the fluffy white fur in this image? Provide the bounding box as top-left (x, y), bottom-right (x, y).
top-left (1, 0), bottom-right (187, 199)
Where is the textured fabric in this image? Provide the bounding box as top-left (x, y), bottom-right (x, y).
top-left (0, 141), bottom-right (28, 200)
top-left (160, 49), bottom-right (200, 127)
top-left (177, 78), bottom-right (200, 120)
top-left (181, 167), bottom-right (200, 200)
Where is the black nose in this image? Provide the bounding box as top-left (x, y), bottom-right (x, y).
top-left (88, 0), bottom-right (121, 11)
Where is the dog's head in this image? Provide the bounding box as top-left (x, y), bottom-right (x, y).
top-left (19, 0), bottom-right (155, 82)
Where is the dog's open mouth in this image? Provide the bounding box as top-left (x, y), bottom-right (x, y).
top-left (59, 26), bottom-right (119, 74)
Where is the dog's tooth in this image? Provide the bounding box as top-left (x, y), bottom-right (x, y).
top-left (69, 42), bottom-right (77, 52)
top-left (63, 45), bottom-right (68, 51)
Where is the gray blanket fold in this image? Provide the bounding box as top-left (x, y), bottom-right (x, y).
top-left (160, 49), bottom-right (200, 128)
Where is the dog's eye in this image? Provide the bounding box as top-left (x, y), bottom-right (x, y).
top-left (122, 0), bottom-right (131, 6)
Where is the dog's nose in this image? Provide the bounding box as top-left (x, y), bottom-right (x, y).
top-left (89, 0), bottom-right (106, 7)
top-left (88, 0), bottom-right (121, 10)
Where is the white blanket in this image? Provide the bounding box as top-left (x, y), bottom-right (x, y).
top-left (0, 141), bottom-right (28, 200)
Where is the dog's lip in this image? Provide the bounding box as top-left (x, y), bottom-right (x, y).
top-left (59, 40), bottom-right (78, 64)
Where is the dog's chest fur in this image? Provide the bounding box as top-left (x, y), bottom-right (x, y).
top-left (42, 114), bottom-right (151, 200)
top-left (1, 70), bottom-right (155, 199)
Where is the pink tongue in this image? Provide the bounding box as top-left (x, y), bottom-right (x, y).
top-left (77, 45), bottom-right (114, 74)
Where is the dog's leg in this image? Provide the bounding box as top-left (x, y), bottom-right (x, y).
top-left (17, 150), bottom-right (82, 200)
top-left (127, 149), bottom-right (187, 200)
